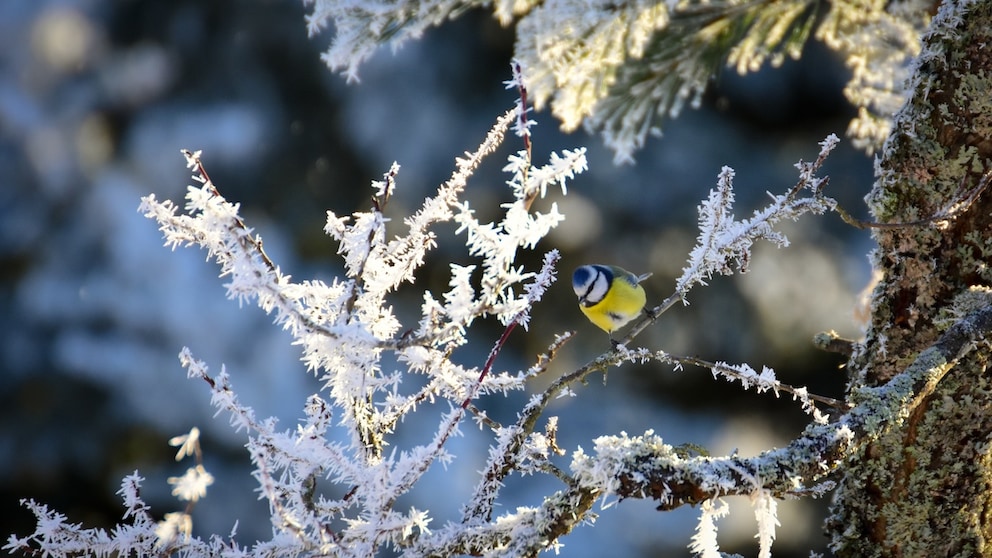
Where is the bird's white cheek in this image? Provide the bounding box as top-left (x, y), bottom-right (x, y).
top-left (586, 276), bottom-right (609, 305)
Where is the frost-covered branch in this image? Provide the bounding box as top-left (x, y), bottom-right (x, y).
top-left (9, 112), bottom-right (864, 557)
top-left (614, 134), bottom-right (839, 348)
top-left (817, 0), bottom-right (929, 152)
top-left (654, 352), bottom-right (848, 417)
top-left (675, 134), bottom-right (838, 295)
top-left (568, 304), bottom-right (992, 555)
top-left (418, 310), bottom-right (990, 558)
top-left (6, 476), bottom-right (160, 558)
top-left (456, 135), bottom-right (844, 533)
top-left (305, 0), bottom-right (929, 161)
top-left (9, 73), bottom-right (597, 556)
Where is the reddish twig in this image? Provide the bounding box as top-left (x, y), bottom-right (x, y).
top-left (462, 320), bottom-right (519, 409)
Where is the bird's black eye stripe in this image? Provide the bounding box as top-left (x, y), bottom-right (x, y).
top-left (580, 268), bottom-right (604, 305)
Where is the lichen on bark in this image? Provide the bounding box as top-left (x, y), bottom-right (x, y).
top-left (828, 0), bottom-right (992, 555)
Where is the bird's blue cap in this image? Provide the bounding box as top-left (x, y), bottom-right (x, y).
top-left (572, 265), bottom-right (612, 288)
top-left (572, 266), bottom-right (592, 289)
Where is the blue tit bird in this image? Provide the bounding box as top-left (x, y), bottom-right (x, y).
top-left (572, 264), bottom-right (652, 342)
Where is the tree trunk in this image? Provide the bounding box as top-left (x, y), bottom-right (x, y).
top-left (827, 0), bottom-right (992, 555)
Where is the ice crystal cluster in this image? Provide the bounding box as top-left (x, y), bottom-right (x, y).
top-left (304, 0), bottom-right (929, 161)
top-left (6, 86), bottom-right (587, 555)
top-left (7, 65), bottom-right (888, 555)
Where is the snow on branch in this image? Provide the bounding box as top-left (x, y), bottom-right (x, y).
top-left (675, 134), bottom-right (838, 296)
top-left (607, 134), bottom-right (840, 350)
top-left (8, 91), bottom-right (600, 557)
top-left (302, 0), bottom-right (492, 82)
top-left (650, 352), bottom-right (847, 423)
top-left (568, 304), bottom-right (992, 555)
top-left (8, 113), bottom-right (880, 558)
top-left (305, 0), bottom-right (928, 161)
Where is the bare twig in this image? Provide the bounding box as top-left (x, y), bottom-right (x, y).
top-left (836, 169), bottom-right (991, 230)
top-left (812, 330), bottom-right (856, 356)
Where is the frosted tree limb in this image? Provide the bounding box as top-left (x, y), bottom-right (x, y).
top-left (617, 134), bottom-right (839, 348)
top-left (572, 304), bottom-right (992, 510)
top-left (656, 352), bottom-right (850, 413)
top-left (406, 297), bottom-right (992, 558)
top-left (305, 0), bottom-right (927, 161)
top-left (458, 136), bottom-right (844, 526)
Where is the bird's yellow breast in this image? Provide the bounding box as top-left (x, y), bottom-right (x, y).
top-left (579, 279), bottom-right (646, 333)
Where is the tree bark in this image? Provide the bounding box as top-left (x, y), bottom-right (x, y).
top-left (827, 0), bottom-right (992, 555)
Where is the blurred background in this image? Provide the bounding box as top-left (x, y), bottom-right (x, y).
top-left (0, 0), bottom-right (876, 555)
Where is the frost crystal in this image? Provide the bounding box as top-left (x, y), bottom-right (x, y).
top-left (306, 0), bottom-right (927, 160)
top-left (9, 112), bottom-right (870, 558)
top-left (675, 136), bottom-right (838, 299)
top-left (688, 498), bottom-right (730, 558)
top-left (10, 94), bottom-right (595, 557)
top-left (751, 489), bottom-right (780, 558)
top-left (167, 466), bottom-right (214, 503)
